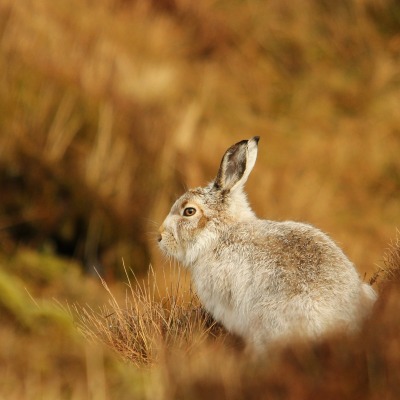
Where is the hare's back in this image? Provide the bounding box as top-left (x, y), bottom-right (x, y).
top-left (257, 220), bottom-right (353, 266)
top-left (213, 220), bottom-right (365, 338)
top-left (228, 220), bottom-right (362, 293)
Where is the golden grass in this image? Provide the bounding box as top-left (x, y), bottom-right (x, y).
top-left (74, 265), bottom-right (227, 366)
top-left (0, 0), bottom-right (399, 275)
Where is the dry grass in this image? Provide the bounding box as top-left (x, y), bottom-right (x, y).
top-left (381, 231), bottom-right (400, 282)
top-left (0, 0), bottom-right (399, 275)
top-left (74, 265), bottom-right (228, 366)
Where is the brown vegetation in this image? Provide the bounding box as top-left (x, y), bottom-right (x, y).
top-left (1, 0), bottom-right (399, 274)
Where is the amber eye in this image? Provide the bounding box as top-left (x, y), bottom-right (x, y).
top-left (183, 207), bottom-right (196, 217)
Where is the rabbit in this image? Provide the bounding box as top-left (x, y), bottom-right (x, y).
top-left (158, 136), bottom-right (377, 352)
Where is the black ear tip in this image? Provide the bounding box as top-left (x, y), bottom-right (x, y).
top-left (253, 136), bottom-right (260, 144)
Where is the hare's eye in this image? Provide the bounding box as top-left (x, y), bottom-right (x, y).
top-left (183, 207), bottom-right (196, 217)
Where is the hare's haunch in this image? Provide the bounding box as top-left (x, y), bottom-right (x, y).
top-left (158, 137), bottom-right (377, 351)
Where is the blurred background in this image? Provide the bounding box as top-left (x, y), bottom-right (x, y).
top-left (1, 0), bottom-right (400, 276)
top-left (0, 0), bottom-right (399, 397)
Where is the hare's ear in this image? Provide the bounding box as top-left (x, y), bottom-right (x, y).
top-left (213, 136), bottom-right (259, 192)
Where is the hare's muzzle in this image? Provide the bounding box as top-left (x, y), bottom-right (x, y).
top-left (158, 225), bottom-right (164, 242)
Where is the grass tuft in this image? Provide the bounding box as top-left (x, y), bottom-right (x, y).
top-left (74, 264), bottom-right (228, 366)
top-left (377, 230), bottom-right (400, 287)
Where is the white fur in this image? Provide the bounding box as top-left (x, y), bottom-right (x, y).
top-left (158, 137), bottom-right (377, 352)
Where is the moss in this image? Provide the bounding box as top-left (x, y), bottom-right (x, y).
top-left (0, 268), bottom-right (34, 327)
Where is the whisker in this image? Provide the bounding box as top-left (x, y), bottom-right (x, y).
top-left (145, 231), bottom-right (161, 238)
top-left (142, 218), bottom-right (161, 228)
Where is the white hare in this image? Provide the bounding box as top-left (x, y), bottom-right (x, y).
top-left (158, 137), bottom-right (377, 352)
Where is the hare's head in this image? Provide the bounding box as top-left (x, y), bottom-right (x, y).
top-left (158, 137), bottom-right (260, 265)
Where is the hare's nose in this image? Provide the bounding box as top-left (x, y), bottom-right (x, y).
top-left (158, 226), bottom-right (164, 242)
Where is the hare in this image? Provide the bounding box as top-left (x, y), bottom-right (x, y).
top-left (158, 136), bottom-right (377, 352)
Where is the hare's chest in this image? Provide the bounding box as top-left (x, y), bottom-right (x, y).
top-left (192, 266), bottom-right (231, 306)
top-left (190, 263), bottom-right (250, 335)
